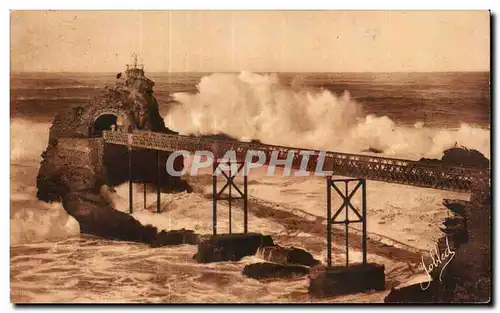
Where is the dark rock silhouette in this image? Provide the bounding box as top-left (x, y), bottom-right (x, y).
top-left (36, 60), bottom-right (191, 244)
top-left (150, 229), bottom-right (199, 247)
top-left (243, 245), bottom-right (319, 280)
top-left (385, 194), bottom-right (491, 303)
top-left (443, 199), bottom-right (469, 216)
top-left (243, 262), bottom-right (310, 280)
top-left (441, 147), bottom-right (489, 168)
top-left (194, 233), bottom-right (274, 263)
top-left (418, 146), bottom-right (489, 169)
top-left (362, 147), bottom-right (384, 154)
top-left (62, 191), bottom-right (157, 243)
top-left (384, 282), bottom-right (443, 303)
top-left (257, 245), bottom-right (321, 267)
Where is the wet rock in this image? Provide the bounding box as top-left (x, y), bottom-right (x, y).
top-left (362, 147), bottom-right (384, 154)
top-left (391, 192), bottom-right (491, 303)
top-left (443, 199), bottom-right (469, 217)
top-left (417, 157), bottom-right (442, 166)
top-left (442, 216), bottom-right (466, 227)
top-left (418, 146), bottom-right (489, 169)
top-left (257, 245), bottom-right (320, 267)
top-left (441, 200), bottom-right (470, 245)
top-left (194, 233), bottom-right (274, 263)
top-left (243, 262), bottom-right (309, 280)
top-left (438, 198), bottom-right (491, 302)
top-left (36, 64), bottom-right (192, 242)
top-left (384, 282), bottom-right (442, 303)
top-left (150, 229), bottom-right (198, 247)
top-left (62, 191), bottom-right (158, 244)
top-left (442, 147), bottom-right (489, 169)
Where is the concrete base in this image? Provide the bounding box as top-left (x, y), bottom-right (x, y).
top-left (150, 229), bottom-right (198, 247)
top-left (257, 245), bottom-right (320, 267)
top-left (194, 233), bottom-right (274, 263)
top-left (308, 263), bottom-right (385, 298)
top-left (243, 262), bottom-right (310, 280)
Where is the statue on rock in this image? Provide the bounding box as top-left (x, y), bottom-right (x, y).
top-left (36, 54), bottom-right (191, 244)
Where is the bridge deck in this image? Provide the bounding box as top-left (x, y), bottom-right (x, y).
top-left (103, 130), bottom-right (490, 193)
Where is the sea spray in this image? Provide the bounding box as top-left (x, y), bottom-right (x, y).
top-left (10, 201), bottom-right (80, 245)
top-left (164, 72), bottom-right (490, 160)
top-left (9, 72), bottom-right (490, 243)
top-left (11, 119), bottom-right (81, 244)
top-left (11, 119), bottom-right (52, 165)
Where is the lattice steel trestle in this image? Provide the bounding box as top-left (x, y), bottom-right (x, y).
top-left (104, 130), bottom-right (489, 193)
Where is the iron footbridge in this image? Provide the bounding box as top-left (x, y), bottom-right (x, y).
top-left (103, 130), bottom-right (489, 193)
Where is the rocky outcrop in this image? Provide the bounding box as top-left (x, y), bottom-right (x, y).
top-left (151, 229), bottom-right (199, 247)
top-left (418, 146), bottom-right (489, 169)
top-left (439, 195), bottom-right (491, 302)
top-left (36, 65), bottom-right (191, 244)
top-left (243, 245), bottom-right (319, 280)
top-left (243, 262), bottom-right (310, 280)
top-left (256, 245), bottom-right (320, 267)
top-left (194, 233), bottom-right (274, 263)
top-left (63, 190), bottom-right (158, 243)
top-left (386, 147), bottom-right (490, 303)
top-left (385, 188), bottom-right (491, 303)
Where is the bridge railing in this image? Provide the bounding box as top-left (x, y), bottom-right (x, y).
top-left (103, 130), bottom-right (489, 192)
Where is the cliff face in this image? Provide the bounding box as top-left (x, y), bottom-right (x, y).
top-left (36, 67), bottom-right (190, 243)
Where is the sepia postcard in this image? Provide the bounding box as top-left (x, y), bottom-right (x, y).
top-left (10, 10), bottom-right (491, 304)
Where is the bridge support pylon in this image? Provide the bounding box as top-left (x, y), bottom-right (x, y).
top-left (127, 148), bottom-right (162, 215)
top-left (194, 158), bottom-right (267, 263)
top-left (128, 146), bottom-right (133, 214)
top-left (326, 177), bottom-right (367, 267)
top-left (156, 150), bottom-right (161, 213)
top-left (212, 159), bottom-right (248, 235)
top-left (309, 177), bottom-right (385, 298)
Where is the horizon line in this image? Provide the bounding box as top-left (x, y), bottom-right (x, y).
top-left (10, 69), bottom-right (490, 74)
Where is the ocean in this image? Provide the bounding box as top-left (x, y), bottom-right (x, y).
top-left (10, 71), bottom-right (490, 303)
top-left (11, 71), bottom-right (490, 127)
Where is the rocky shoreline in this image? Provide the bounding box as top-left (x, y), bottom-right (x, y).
top-left (36, 66), bottom-right (191, 244)
top-left (385, 184), bottom-right (491, 303)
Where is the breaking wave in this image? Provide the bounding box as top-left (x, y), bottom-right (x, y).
top-left (10, 72), bottom-right (490, 244)
top-left (165, 72), bottom-right (490, 160)
top-left (11, 119), bottom-right (52, 164)
top-left (11, 119), bottom-right (80, 244)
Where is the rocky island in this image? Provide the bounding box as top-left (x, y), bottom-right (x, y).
top-left (36, 57), bottom-right (191, 244)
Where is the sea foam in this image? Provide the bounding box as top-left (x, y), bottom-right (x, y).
top-left (164, 72), bottom-right (490, 160)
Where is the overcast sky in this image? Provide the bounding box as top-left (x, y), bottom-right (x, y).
top-left (10, 10), bottom-right (490, 72)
